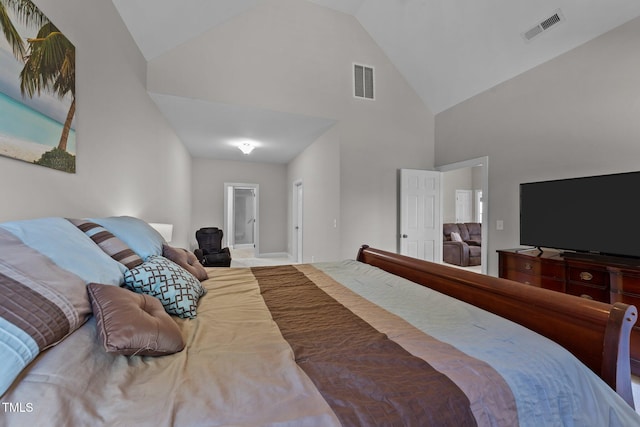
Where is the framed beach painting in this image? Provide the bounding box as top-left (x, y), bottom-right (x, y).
top-left (0, 0), bottom-right (76, 173)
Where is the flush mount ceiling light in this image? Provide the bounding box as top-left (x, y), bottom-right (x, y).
top-left (238, 142), bottom-right (255, 155)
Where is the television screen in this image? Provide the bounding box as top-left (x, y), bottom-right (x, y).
top-left (519, 171), bottom-right (640, 258)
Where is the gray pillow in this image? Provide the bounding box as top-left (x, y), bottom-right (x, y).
top-left (163, 244), bottom-right (208, 281)
top-left (87, 283), bottom-right (185, 356)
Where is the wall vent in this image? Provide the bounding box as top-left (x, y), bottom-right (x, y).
top-left (522, 9), bottom-right (565, 42)
top-left (354, 64), bottom-right (374, 100)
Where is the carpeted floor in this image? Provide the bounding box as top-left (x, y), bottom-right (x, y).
top-left (230, 247), bottom-right (292, 267)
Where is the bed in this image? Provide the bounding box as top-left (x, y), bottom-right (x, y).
top-left (1, 217), bottom-right (639, 426)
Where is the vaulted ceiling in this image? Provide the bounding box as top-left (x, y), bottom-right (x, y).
top-left (112, 0), bottom-right (640, 163)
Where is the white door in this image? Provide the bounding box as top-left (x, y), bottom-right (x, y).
top-left (224, 183), bottom-right (259, 256)
top-left (455, 190), bottom-right (473, 223)
top-left (399, 169), bottom-right (441, 262)
top-left (292, 181), bottom-right (303, 263)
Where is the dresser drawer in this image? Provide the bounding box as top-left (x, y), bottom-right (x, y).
top-left (567, 266), bottom-right (608, 287)
top-left (617, 276), bottom-right (640, 299)
top-left (608, 267), bottom-right (640, 301)
top-left (502, 256), bottom-right (540, 275)
top-left (540, 262), bottom-right (565, 280)
top-left (565, 282), bottom-right (609, 302)
top-left (539, 278), bottom-right (565, 293)
top-left (504, 270), bottom-right (540, 286)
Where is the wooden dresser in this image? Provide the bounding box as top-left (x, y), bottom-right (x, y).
top-left (498, 248), bottom-right (640, 374)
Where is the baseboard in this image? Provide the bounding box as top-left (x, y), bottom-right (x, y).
top-left (258, 252), bottom-right (290, 260)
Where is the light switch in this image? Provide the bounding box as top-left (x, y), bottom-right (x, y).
top-left (496, 220), bottom-right (504, 230)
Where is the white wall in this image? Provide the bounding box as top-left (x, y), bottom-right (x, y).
top-left (0, 0), bottom-right (193, 247)
top-left (287, 126), bottom-right (340, 263)
top-left (148, 0), bottom-right (435, 260)
top-left (441, 168), bottom-right (472, 224)
top-left (435, 16), bottom-right (640, 275)
top-left (191, 158), bottom-right (287, 254)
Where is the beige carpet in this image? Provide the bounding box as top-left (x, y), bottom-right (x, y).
top-left (230, 247), bottom-right (292, 267)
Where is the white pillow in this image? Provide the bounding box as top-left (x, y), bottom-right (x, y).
top-left (450, 231), bottom-right (463, 242)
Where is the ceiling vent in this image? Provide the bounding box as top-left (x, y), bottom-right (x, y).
top-left (354, 64), bottom-right (374, 100)
top-left (522, 9), bottom-right (565, 42)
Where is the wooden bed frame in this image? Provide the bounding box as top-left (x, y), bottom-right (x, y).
top-left (357, 245), bottom-right (638, 407)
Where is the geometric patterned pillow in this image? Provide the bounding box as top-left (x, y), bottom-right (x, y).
top-left (68, 218), bottom-right (143, 270)
top-left (123, 255), bottom-right (207, 319)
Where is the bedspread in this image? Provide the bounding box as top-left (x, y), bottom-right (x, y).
top-left (253, 265), bottom-right (477, 426)
top-left (2, 267), bottom-right (338, 426)
top-left (2, 261), bottom-right (639, 426)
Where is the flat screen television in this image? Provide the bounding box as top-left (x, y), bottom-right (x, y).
top-left (520, 171), bottom-right (640, 259)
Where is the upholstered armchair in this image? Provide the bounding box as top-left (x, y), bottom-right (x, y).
top-left (194, 227), bottom-right (232, 267)
top-left (442, 223), bottom-right (481, 267)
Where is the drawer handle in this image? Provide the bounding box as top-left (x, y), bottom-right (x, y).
top-left (579, 272), bottom-right (593, 281)
top-left (524, 263), bottom-right (532, 270)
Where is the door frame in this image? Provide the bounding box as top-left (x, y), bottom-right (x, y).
top-left (224, 182), bottom-right (259, 256)
top-left (292, 180), bottom-right (303, 263)
top-left (437, 156), bottom-right (489, 273)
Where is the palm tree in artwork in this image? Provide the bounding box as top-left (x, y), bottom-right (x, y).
top-left (20, 21), bottom-right (75, 151)
top-left (0, 0), bottom-right (75, 153)
top-left (0, 0), bottom-right (25, 58)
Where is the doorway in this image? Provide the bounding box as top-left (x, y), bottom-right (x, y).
top-left (224, 183), bottom-right (259, 256)
top-left (438, 156), bottom-right (489, 274)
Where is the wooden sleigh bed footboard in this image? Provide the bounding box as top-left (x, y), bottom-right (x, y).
top-left (357, 245), bottom-right (638, 407)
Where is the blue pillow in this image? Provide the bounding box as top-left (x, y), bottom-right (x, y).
top-left (0, 318), bottom-right (38, 396)
top-left (91, 216), bottom-right (164, 261)
top-left (0, 217), bottom-right (125, 285)
top-left (124, 255), bottom-right (206, 319)
top-left (0, 227), bottom-right (93, 395)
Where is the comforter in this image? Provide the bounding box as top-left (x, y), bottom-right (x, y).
top-left (3, 261), bottom-right (640, 426)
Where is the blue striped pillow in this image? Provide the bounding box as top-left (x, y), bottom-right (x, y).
top-left (68, 219), bottom-right (143, 269)
top-left (90, 216), bottom-right (165, 261)
top-left (0, 228), bottom-right (92, 396)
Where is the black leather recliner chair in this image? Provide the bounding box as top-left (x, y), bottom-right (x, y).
top-left (194, 227), bottom-right (232, 267)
